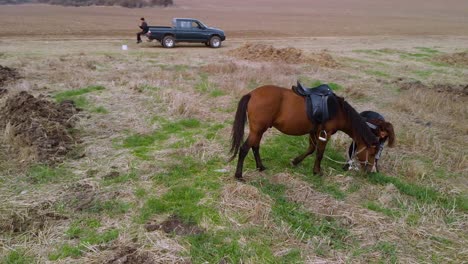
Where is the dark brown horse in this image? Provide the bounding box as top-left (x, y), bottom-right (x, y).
top-left (229, 85), bottom-right (380, 181)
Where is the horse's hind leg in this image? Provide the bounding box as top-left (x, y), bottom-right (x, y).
top-left (252, 145), bottom-right (266, 171)
top-left (291, 134), bottom-right (316, 166)
top-left (234, 130), bottom-right (265, 181)
top-left (234, 140), bottom-right (250, 181)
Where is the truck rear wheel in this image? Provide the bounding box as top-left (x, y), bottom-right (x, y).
top-left (162, 36), bottom-right (175, 48)
top-left (209, 36), bottom-right (221, 48)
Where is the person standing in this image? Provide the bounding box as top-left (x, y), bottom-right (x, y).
top-left (137, 17), bottom-right (149, 44)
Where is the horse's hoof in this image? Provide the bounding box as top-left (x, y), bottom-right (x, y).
top-left (291, 160), bottom-right (298, 167)
top-left (235, 177), bottom-right (246, 183)
top-left (257, 166), bottom-right (267, 172)
top-left (313, 170), bottom-right (323, 176)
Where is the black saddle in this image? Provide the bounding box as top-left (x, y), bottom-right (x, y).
top-left (292, 82), bottom-right (336, 124)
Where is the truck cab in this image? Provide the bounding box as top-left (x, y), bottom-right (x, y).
top-left (146, 18), bottom-right (226, 48)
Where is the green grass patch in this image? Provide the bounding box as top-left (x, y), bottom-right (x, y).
top-left (49, 218), bottom-right (119, 260)
top-left (366, 173), bottom-right (468, 211)
top-left (195, 73), bottom-right (218, 94)
top-left (405, 213), bottom-right (420, 226)
top-left (413, 70), bottom-right (433, 78)
top-left (414, 47), bottom-right (440, 54)
top-left (188, 231), bottom-right (243, 263)
top-left (122, 118), bottom-right (202, 158)
top-left (260, 134), bottom-right (346, 199)
top-left (139, 185), bottom-right (219, 224)
top-left (86, 200), bottom-right (131, 216)
top-left (252, 178), bottom-right (349, 248)
top-left (352, 50), bottom-right (383, 56)
top-left (188, 228), bottom-right (301, 264)
top-left (209, 89), bottom-right (226, 97)
top-left (27, 164), bottom-right (71, 184)
top-left (297, 77), bottom-right (344, 92)
top-left (53, 85), bottom-right (105, 110)
top-left (103, 170), bottom-right (138, 185)
top-left (48, 244), bottom-right (82, 261)
top-left (157, 64), bottom-right (189, 72)
top-left (54, 85), bottom-right (105, 102)
top-left (1, 250), bottom-right (35, 264)
top-left (364, 70), bottom-right (390, 78)
top-left (352, 241), bottom-right (398, 263)
top-left (138, 84), bottom-right (160, 91)
top-left (153, 156), bottom-right (202, 186)
top-left (364, 201), bottom-right (401, 218)
top-left (90, 106), bottom-right (108, 114)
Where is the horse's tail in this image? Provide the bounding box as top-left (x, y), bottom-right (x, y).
top-left (229, 94), bottom-right (251, 161)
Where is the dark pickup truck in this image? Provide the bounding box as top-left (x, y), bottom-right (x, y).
top-left (146, 18), bottom-right (226, 48)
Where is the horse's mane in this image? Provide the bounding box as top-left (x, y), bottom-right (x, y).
top-left (337, 96), bottom-right (379, 147)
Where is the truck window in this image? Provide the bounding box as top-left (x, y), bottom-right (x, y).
top-left (191, 21), bottom-right (201, 29)
top-left (179, 21), bottom-right (192, 29)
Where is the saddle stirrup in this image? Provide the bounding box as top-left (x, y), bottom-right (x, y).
top-left (318, 130), bottom-right (327, 142)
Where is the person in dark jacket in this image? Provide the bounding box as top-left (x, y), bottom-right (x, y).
top-left (344, 111), bottom-right (395, 172)
top-left (137, 17), bottom-right (149, 44)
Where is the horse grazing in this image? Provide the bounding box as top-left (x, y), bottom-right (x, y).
top-left (229, 84), bottom-right (379, 181)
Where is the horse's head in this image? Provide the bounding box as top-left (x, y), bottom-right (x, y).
top-left (354, 140), bottom-right (379, 172)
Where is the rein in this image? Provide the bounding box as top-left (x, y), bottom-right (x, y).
top-left (308, 136), bottom-right (373, 168)
top-left (324, 145), bottom-right (372, 167)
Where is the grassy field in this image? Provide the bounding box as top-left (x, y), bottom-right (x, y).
top-left (0, 33), bottom-right (467, 264)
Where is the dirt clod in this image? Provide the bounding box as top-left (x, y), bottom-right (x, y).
top-left (0, 65), bottom-right (20, 87)
top-left (107, 246), bottom-right (157, 264)
top-left (145, 215), bottom-right (204, 235)
top-left (228, 43), bottom-right (339, 67)
top-left (0, 91), bottom-right (80, 163)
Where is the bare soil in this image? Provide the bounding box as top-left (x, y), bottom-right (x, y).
top-left (0, 91), bottom-right (79, 164)
top-left (0, 65), bottom-right (20, 87)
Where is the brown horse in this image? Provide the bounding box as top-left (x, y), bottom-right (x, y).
top-left (229, 85), bottom-right (380, 181)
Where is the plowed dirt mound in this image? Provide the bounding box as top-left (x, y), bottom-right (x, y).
top-left (433, 52), bottom-right (468, 66)
top-left (0, 91), bottom-right (80, 163)
top-left (0, 65), bottom-right (20, 87)
top-left (228, 43), bottom-right (339, 67)
top-left (394, 79), bottom-right (467, 97)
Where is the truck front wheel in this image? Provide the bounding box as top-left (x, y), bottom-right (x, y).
top-left (209, 36), bottom-right (221, 48)
top-left (162, 36), bottom-right (175, 48)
